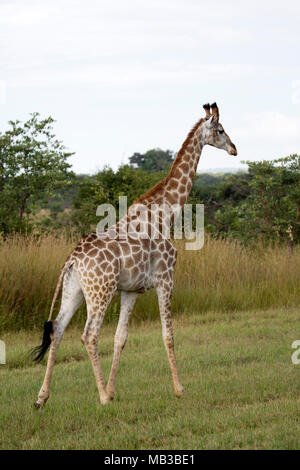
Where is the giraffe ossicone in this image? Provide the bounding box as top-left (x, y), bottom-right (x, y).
top-left (33, 103), bottom-right (237, 409)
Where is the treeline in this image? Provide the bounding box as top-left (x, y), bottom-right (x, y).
top-left (1, 114), bottom-right (300, 252)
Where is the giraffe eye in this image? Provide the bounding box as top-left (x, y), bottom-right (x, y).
top-left (218, 129), bottom-right (224, 134)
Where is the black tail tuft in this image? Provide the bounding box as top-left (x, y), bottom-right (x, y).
top-left (31, 321), bottom-right (53, 363)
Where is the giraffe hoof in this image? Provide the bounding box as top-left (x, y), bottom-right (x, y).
top-left (34, 394), bottom-right (49, 409)
top-left (107, 390), bottom-right (115, 401)
top-left (175, 387), bottom-right (184, 398)
top-left (100, 394), bottom-right (111, 405)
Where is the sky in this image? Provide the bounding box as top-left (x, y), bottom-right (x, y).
top-left (0, 0), bottom-right (300, 174)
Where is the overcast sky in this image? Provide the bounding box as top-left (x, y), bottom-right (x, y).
top-left (1, 0), bottom-right (300, 174)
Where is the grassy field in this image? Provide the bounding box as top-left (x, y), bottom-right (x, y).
top-left (1, 234), bottom-right (300, 330)
top-left (0, 307), bottom-right (299, 450)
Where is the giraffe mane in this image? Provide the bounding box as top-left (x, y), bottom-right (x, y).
top-left (135, 118), bottom-right (204, 204)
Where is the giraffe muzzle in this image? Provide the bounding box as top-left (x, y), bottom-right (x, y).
top-left (228, 144), bottom-right (238, 156)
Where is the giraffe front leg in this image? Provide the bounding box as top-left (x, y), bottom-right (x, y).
top-left (156, 283), bottom-right (184, 398)
top-left (107, 291), bottom-right (138, 400)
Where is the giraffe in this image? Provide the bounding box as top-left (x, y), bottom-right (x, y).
top-left (33, 102), bottom-right (237, 408)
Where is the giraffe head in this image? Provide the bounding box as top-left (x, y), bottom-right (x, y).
top-left (201, 102), bottom-right (238, 156)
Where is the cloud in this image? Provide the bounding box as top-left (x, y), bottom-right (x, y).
top-left (234, 112), bottom-right (300, 140)
top-left (292, 81), bottom-right (300, 105)
top-left (1, 0), bottom-right (300, 173)
top-left (231, 112), bottom-right (300, 165)
top-left (0, 1), bottom-right (59, 25)
top-left (0, 0), bottom-right (253, 72)
top-left (0, 81), bottom-right (7, 104)
top-left (9, 63), bottom-right (257, 89)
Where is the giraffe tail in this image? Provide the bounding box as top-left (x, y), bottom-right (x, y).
top-left (48, 260), bottom-right (73, 322)
top-left (31, 260), bottom-right (73, 362)
top-left (31, 321), bottom-right (54, 362)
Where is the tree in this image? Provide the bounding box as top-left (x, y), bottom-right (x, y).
top-left (214, 155), bottom-right (300, 252)
top-left (188, 171), bottom-right (250, 230)
top-left (72, 164), bottom-right (164, 234)
top-left (129, 148), bottom-right (174, 172)
top-left (0, 113), bottom-right (74, 235)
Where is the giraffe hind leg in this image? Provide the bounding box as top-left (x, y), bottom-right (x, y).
top-left (34, 266), bottom-right (84, 409)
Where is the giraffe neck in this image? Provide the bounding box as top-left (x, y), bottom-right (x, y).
top-left (164, 137), bottom-right (203, 209)
top-left (136, 119), bottom-right (205, 210)
top-left (111, 119), bottom-right (205, 240)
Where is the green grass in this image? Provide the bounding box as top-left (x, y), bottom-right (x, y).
top-left (0, 307), bottom-right (300, 450)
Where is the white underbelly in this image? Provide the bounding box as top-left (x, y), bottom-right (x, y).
top-left (117, 266), bottom-right (154, 292)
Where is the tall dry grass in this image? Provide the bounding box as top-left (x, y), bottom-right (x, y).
top-left (0, 233), bottom-right (299, 330)
top-left (0, 234), bottom-right (75, 330)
